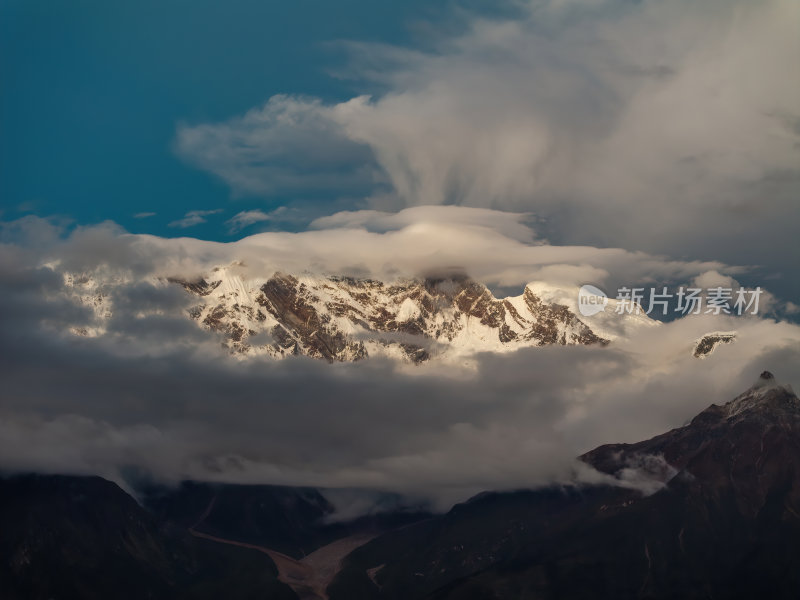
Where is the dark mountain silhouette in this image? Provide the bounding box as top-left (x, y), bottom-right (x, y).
top-left (328, 372), bottom-right (800, 599)
top-left (2, 372), bottom-right (798, 599)
top-left (0, 475), bottom-right (297, 600)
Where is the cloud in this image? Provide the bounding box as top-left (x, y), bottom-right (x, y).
top-left (225, 207), bottom-right (298, 232)
top-left (77, 206), bottom-right (735, 296)
top-left (311, 205), bottom-right (537, 243)
top-left (175, 95), bottom-right (382, 198)
top-left (0, 279), bottom-right (798, 508)
top-left (134, 212), bottom-right (156, 219)
top-left (168, 209), bottom-right (223, 229)
top-left (175, 0), bottom-right (800, 301)
top-left (1, 210), bottom-right (799, 509)
top-left (227, 209), bottom-right (272, 231)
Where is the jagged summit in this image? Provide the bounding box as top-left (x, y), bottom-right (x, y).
top-left (186, 270), bottom-right (613, 362)
top-left (693, 331), bottom-right (736, 358)
top-left (65, 266), bottom-right (659, 363)
top-left (723, 370), bottom-right (798, 418)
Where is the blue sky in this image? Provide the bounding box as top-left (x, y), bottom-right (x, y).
top-left (1, 0), bottom-right (507, 240)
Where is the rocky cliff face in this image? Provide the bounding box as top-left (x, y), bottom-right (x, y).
top-left (185, 269), bottom-right (609, 362)
top-left (693, 331), bottom-right (736, 358)
top-left (66, 266), bottom-right (614, 363)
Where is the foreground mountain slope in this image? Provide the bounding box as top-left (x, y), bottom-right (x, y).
top-left (0, 476), bottom-right (431, 600)
top-left (328, 372), bottom-right (800, 599)
top-left (0, 475), bottom-right (298, 600)
top-left (4, 373), bottom-right (796, 599)
top-left (583, 371), bottom-right (800, 516)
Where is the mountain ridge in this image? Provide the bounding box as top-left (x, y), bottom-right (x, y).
top-left (64, 268), bottom-right (656, 363)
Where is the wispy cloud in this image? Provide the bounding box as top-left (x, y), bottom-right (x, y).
top-left (226, 208), bottom-right (282, 232)
top-left (134, 212), bottom-right (156, 219)
top-left (168, 209), bottom-right (222, 229)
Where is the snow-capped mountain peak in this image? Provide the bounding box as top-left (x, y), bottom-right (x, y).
top-left (176, 270), bottom-right (612, 362)
top-left (59, 265), bottom-right (665, 364)
top-left (724, 371), bottom-right (799, 418)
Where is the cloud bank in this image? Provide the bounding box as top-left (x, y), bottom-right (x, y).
top-left (1, 209), bottom-right (799, 508)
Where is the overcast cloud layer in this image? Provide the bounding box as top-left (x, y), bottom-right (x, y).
top-left (1, 210), bottom-right (799, 509)
top-left (177, 0), bottom-right (800, 301)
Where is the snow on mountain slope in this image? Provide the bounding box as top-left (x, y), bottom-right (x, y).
top-left (59, 265), bottom-right (665, 363)
top-left (173, 268), bottom-right (611, 362)
top-left (62, 272), bottom-right (116, 337)
top-left (523, 281), bottom-right (659, 341)
top-left (692, 331), bottom-right (736, 358)
top-left (723, 371), bottom-right (798, 419)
